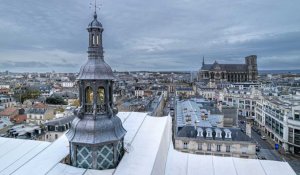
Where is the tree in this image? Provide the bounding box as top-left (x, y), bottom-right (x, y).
top-left (46, 96), bottom-right (67, 105)
top-left (14, 89), bottom-right (41, 103)
top-left (71, 99), bottom-right (80, 107)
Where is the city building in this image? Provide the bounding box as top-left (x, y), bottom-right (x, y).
top-left (175, 87), bottom-right (195, 97)
top-left (175, 126), bottom-right (256, 158)
top-left (198, 55), bottom-right (258, 83)
top-left (44, 115), bottom-right (74, 142)
top-left (0, 107), bottom-right (18, 121)
top-left (255, 94), bottom-right (300, 155)
top-left (175, 98), bottom-right (255, 158)
top-left (26, 103), bottom-right (52, 125)
top-left (0, 95), bottom-right (16, 110)
top-left (0, 117), bottom-right (13, 135)
top-left (222, 87), bottom-right (261, 117)
top-left (7, 124), bottom-right (43, 139)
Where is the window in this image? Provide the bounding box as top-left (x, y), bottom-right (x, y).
top-left (55, 134), bottom-right (58, 139)
top-left (226, 145), bottom-right (230, 152)
top-left (198, 143), bottom-right (202, 150)
top-left (207, 143), bottom-right (211, 151)
top-left (217, 145), bottom-right (221, 152)
top-left (183, 142), bottom-right (188, 149)
top-left (295, 111), bottom-right (300, 121)
top-left (85, 86), bottom-right (93, 104)
top-left (96, 35), bottom-right (99, 45)
top-left (92, 34), bottom-right (95, 45)
top-left (97, 87), bottom-right (105, 104)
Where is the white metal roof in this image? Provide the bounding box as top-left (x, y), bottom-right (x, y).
top-left (165, 143), bottom-right (296, 175)
top-left (0, 112), bottom-right (296, 175)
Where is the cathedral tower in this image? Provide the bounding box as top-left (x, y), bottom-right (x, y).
top-left (66, 7), bottom-right (126, 170)
top-left (245, 55), bottom-right (258, 81)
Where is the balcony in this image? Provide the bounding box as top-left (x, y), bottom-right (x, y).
top-left (84, 104), bottom-right (107, 114)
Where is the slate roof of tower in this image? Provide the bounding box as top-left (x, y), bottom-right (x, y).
top-left (88, 12), bottom-right (103, 28)
top-left (77, 58), bottom-right (115, 80)
top-left (66, 115), bottom-right (126, 144)
top-left (201, 64), bottom-right (248, 72)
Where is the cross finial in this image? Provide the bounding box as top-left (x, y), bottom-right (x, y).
top-left (90, 0), bottom-right (102, 13)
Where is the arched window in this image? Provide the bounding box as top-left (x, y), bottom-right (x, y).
top-left (97, 87), bottom-right (105, 104)
top-left (92, 34), bottom-right (95, 45)
top-left (85, 86), bottom-right (93, 104)
top-left (96, 35), bottom-right (99, 45)
top-left (109, 86), bottom-right (113, 105)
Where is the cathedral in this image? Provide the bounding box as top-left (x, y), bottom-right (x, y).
top-left (198, 55), bottom-right (258, 83)
top-left (66, 9), bottom-right (126, 170)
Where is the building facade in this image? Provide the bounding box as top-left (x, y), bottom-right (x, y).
top-left (255, 95), bottom-right (300, 155)
top-left (198, 55), bottom-right (258, 83)
top-left (175, 127), bottom-right (256, 158)
top-left (44, 115), bottom-right (74, 142)
top-left (222, 87), bottom-right (261, 117)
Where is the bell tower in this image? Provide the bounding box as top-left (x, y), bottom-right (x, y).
top-left (66, 5), bottom-right (126, 170)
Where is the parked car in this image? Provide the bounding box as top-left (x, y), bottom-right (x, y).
top-left (256, 145), bottom-right (260, 152)
top-left (252, 127), bottom-right (258, 132)
top-left (261, 156), bottom-right (267, 160)
top-left (261, 136), bottom-right (267, 140)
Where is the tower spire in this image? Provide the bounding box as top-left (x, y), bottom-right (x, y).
top-left (202, 56), bottom-right (205, 66)
top-left (87, 0), bottom-right (104, 60)
top-left (67, 2), bottom-right (126, 170)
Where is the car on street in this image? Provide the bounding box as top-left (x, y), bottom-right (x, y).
top-left (252, 127), bottom-right (258, 132)
top-left (257, 131), bottom-right (261, 135)
top-left (261, 136), bottom-right (267, 140)
top-left (256, 145), bottom-right (260, 152)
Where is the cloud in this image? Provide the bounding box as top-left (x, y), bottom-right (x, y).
top-left (0, 0), bottom-right (300, 72)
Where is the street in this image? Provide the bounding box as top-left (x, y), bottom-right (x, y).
top-left (238, 115), bottom-right (300, 175)
top-left (238, 116), bottom-right (282, 161)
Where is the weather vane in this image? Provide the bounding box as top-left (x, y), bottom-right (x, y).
top-left (89, 0), bottom-right (102, 12)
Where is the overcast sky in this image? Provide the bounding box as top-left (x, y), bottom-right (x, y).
top-left (0, 0), bottom-right (299, 72)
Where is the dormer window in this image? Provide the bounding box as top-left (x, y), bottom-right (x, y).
top-left (206, 128), bottom-right (212, 138)
top-left (197, 128), bottom-right (203, 137)
top-left (215, 128), bottom-right (222, 139)
top-left (224, 129), bottom-right (232, 139)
